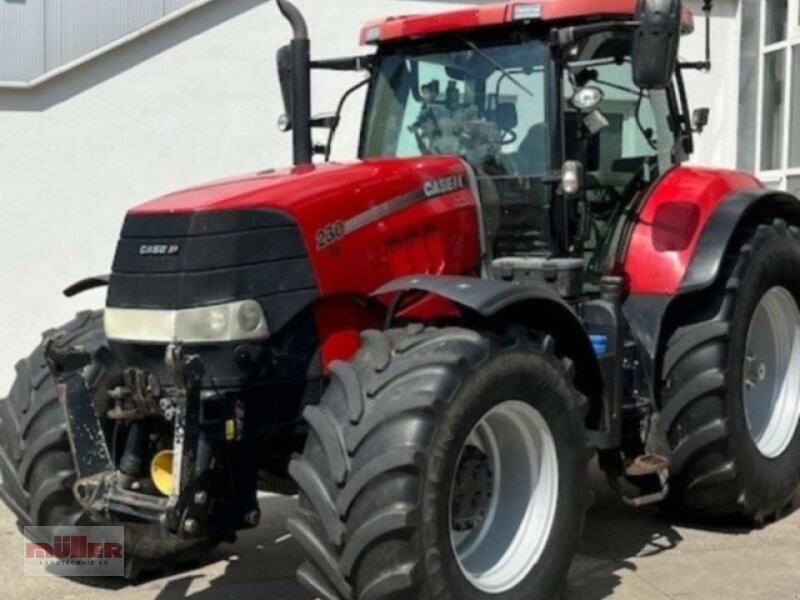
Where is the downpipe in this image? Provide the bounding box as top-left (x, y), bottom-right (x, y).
top-left (277, 0), bottom-right (313, 165)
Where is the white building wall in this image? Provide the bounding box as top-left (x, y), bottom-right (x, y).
top-left (682, 0), bottom-right (742, 170)
top-left (0, 0), bottom-right (742, 395)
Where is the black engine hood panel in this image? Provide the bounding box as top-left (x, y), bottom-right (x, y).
top-left (107, 209), bottom-right (319, 332)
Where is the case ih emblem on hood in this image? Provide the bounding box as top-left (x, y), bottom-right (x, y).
top-left (423, 174), bottom-right (466, 198)
top-left (316, 172), bottom-right (468, 250)
top-left (139, 244), bottom-right (181, 256)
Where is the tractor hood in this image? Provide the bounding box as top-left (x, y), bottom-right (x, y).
top-left (112, 155), bottom-right (480, 320)
top-left (130, 156), bottom-right (469, 221)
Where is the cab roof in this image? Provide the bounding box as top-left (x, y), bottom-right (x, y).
top-left (360, 0), bottom-right (694, 45)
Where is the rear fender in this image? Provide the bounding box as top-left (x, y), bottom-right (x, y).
top-left (625, 188), bottom-right (800, 406)
top-left (679, 189), bottom-right (800, 293)
top-left (372, 275), bottom-right (605, 433)
top-left (623, 167), bottom-right (763, 295)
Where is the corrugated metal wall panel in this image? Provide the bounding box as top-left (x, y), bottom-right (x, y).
top-left (0, 0), bottom-right (46, 82)
top-left (45, 0), bottom-right (163, 71)
top-left (165, 0), bottom-right (204, 11)
top-left (0, 0), bottom-right (214, 85)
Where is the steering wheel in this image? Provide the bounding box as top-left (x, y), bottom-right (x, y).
top-left (499, 129), bottom-right (518, 146)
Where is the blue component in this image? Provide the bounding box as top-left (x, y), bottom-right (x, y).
top-left (590, 334), bottom-right (608, 357)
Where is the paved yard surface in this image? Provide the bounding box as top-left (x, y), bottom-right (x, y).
top-left (3, 472), bottom-right (799, 600)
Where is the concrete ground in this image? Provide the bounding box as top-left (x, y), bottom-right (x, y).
top-left (3, 475), bottom-right (799, 600)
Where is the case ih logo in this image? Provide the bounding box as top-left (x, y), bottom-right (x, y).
top-left (139, 243), bottom-right (181, 256)
top-left (23, 526), bottom-right (124, 577)
top-left (423, 174), bottom-right (465, 198)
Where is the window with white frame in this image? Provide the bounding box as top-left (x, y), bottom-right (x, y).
top-left (740, 1), bottom-right (800, 195)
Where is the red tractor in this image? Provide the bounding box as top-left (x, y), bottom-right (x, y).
top-left (3, 0), bottom-right (800, 597)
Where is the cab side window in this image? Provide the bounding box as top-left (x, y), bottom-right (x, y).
top-left (564, 59), bottom-right (662, 185)
top-left (562, 33), bottom-right (675, 278)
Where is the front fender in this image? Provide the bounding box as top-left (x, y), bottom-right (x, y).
top-left (372, 275), bottom-right (603, 421)
top-left (373, 274), bottom-right (566, 315)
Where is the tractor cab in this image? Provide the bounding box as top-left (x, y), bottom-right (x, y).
top-left (358, 25), bottom-right (681, 280)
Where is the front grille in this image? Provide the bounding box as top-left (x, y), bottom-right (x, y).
top-left (107, 209), bottom-right (319, 332)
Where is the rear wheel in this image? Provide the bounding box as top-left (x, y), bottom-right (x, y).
top-left (0, 311), bottom-right (218, 578)
top-left (289, 326), bottom-right (589, 600)
top-left (661, 220), bottom-right (800, 521)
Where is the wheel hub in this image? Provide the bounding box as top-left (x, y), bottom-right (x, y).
top-left (451, 446), bottom-right (493, 532)
top-left (743, 286), bottom-right (800, 458)
top-left (744, 354), bottom-right (767, 390)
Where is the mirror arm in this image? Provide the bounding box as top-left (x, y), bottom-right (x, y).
top-left (323, 77), bottom-right (371, 162)
top-left (311, 115), bottom-right (340, 129)
top-left (679, 0), bottom-right (713, 72)
top-left (552, 21), bottom-right (639, 49)
top-left (679, 61), bottom-right (710, 71)
top-left (673, 68), bottom-right (695, 156)
top-left (311, 55), bottom-right (374, 72)
top-left (702, 0), bottom-right (713, 70)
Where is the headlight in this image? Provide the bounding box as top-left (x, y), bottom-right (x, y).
top-left (104, 300), bottom-right (269, 344)
top-left (237, 300), bottom-right (264, 333)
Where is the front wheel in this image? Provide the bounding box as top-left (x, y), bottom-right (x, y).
top-left (288, 326), bottom-right (590, 600)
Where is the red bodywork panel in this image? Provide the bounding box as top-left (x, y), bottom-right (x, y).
top-left (131, 157), bottom-right (480, 365)
top-left (132, 157), bottom-right (479, 296)
top-left (622, 167), bottom-right (763, 295)
top-left (360, 0), bottom-right (694, 45)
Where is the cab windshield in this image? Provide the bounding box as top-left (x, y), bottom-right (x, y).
top-left (361, 36), bottom-right (551, 177)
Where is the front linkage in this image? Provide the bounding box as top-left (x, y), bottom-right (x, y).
top-left (44, 337), bottom-right (258, 541)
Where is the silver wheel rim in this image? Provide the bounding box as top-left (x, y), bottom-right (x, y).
top-left (449, 400), bottom-right (559, 594)
top-left (743, 286), bottom-right (800, 458)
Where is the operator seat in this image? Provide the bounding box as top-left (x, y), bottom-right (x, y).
top-left (515, 122), bottom-right (548, 176)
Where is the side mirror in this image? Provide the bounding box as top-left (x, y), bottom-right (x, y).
top-left (277, 44), bottom-right (294, 131)
top-left (632, 0), bottom-right (683, 89)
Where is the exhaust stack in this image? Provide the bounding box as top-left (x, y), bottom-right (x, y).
top-left (277, 0), bottom-right (312, 165)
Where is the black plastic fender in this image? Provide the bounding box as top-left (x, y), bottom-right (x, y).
top-left (679, 188), bottom-right (800, 293)
top-left (372, 275), bottom-right (606, 436)
top-left (374, 274), bottom-right (566, 314)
